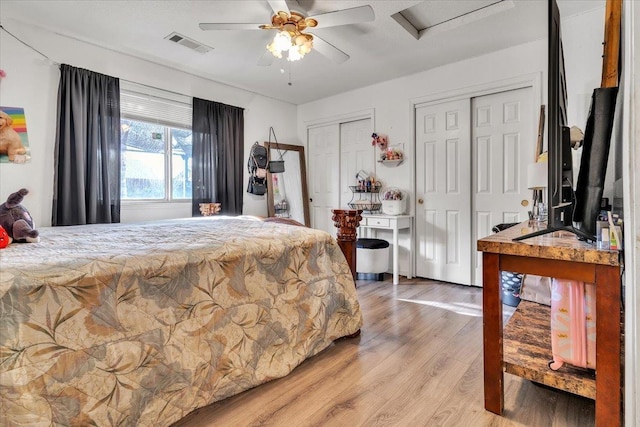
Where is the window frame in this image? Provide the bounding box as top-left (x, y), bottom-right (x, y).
top-left (120, 87), bottom-right (193, 203)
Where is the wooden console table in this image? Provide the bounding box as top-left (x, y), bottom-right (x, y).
top-left (477, 221), bottom-right (622, 426)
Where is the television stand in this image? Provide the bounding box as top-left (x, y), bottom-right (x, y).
top-left (478, 221), bottom-right (622, 426)
top-left (512, 224), bottom-right (595, 242)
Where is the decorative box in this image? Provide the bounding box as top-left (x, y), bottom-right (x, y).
top-left (381, 188), bottom-right (405, 215)
top-left (199, 203), bottom-right (221, 216)
top-left (381, 199), bottom-right (405, 215)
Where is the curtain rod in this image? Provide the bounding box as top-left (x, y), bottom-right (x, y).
top-left (0, 23), bottom-right (284, 105)
top-left (1, 24), bottom-right (196, 100)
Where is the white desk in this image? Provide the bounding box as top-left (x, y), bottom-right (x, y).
top-left (359, 214), bottom-right (414, 285)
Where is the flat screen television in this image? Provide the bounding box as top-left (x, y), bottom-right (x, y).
top-left (514, 0), bottom-right (596, 242)
top-left (573, 84), bottom-right (618, 239)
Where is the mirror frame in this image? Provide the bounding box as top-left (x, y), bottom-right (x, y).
top-left (264, 142), bottom-right (310, 227)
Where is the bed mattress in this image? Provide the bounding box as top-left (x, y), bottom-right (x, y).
top-left (0, 216), bottom-right (362, 426)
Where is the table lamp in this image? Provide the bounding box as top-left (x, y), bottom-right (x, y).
top-left (527, 162), bottom-right (548, 222)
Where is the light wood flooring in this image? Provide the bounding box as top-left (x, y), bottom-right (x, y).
top-left (173, 277), bottom-right (596, 427)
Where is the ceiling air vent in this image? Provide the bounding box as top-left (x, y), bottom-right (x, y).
top-left (164, 32), bottom-right (213, 54)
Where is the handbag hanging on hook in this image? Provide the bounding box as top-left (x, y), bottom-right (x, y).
top-left (268, 126), bottom-right (286, 173)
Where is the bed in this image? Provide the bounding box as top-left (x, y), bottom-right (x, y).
top-left (0, 216), bottom-right (362, 426)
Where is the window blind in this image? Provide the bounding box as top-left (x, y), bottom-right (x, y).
top-left (120, 82), bottom-right (192, 129)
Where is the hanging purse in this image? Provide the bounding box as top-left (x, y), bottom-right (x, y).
top-left (268, 126), bottom-right (286, 173)
top-left (269, 159), bottom-right (285, 173)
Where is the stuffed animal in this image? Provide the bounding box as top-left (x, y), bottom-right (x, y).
top-left (0, 225), bottom-right (10, 248)
top-left (0, 188), bottom-right (39, 243)
top-left (0, 110), bottom-right (27, 162)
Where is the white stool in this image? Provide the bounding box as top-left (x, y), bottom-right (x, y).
top-left (356, 238), bottom-right (390, 281)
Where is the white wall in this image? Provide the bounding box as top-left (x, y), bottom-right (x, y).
top-left (563, 7), bottom-right (605, 126)
top-left (298, 39), bottom-right (548, 197)
top-left (562, 6), bottom-right (610, 195)
top-left (298, 6), bottom-right (607, 197)
top-left (298, 39), bottom-right (548, 276)
top-left (0, 27), bottom-right (58, 228)
top-left (0, 23), bottom-right (299, 225)
top-left (296, 6), bottom-right (609, 277)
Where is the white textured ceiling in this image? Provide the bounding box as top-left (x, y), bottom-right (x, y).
top-left (0, 0), bottom-right (604, 105)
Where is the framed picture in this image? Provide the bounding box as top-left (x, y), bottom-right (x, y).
top-left (0, 106), bottom-right (31, 163)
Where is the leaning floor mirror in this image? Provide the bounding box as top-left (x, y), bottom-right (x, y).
top-left (264, 142), bottom-right (310, 227)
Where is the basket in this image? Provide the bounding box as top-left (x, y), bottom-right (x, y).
top-left (349, 183), bottom-right (382, 193)
top-left (381, 199), bottom-right (405, 215)
top-left (381, 188), bottom-right (405, 215)
top-left (348, 201), bottom-right (382, 213)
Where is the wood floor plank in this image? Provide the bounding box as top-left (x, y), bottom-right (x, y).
top-left (261, 290), bottom-right (459, 426)
top-left (304, 310), bottom-right (474, 426)
top-left (173, 277), bottom-right (596, 427)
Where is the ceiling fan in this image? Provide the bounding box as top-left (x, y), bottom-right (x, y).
top-left (199, 0), bottom-right (375, 65)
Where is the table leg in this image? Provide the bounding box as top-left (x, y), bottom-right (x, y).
top-left (483, 252), bottom-right (504, 415)
top-left (594, 264), bottom-right (622, 427)
top-left (392, 227), bottom-right (399, 285)
top-left (408, 220), bottom-right (413, 279)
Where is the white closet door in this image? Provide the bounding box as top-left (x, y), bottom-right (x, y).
top-left (308, 124), bottom-right (340, 234)
top-left (415, 99), bottom-right (472, 285)
top-left (340, 119), bottom-right (374, 208)
top-left (472, 87), bottom-right (534, 286)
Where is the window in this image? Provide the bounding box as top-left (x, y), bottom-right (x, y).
top-left (120, 119), bottom-right (192, 200)
top-left (120, 86), bottom-right (192, 201)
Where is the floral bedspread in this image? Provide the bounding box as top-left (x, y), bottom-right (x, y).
top-left (0, 216), bottom-right (362, 426)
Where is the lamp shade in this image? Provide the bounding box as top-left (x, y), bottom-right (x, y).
top-left (527, 162), bottom-right (548, 189)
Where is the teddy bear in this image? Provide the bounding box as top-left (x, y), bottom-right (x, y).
top-left (0, 188), bottom-right (39, 243)
top-left (0, 110), bottom-right (27, 162)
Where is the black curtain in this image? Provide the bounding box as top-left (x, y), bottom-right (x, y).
top-left (192, 97), bottom-right (244, 216)
top-left (52, 64), bottom-right (121, 226)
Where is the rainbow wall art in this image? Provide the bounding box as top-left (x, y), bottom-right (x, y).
top-left (0, 106), bottom-right (31, 163)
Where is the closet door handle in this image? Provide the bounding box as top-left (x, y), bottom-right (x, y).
top-left (418, 198), bottom-right (424, 204)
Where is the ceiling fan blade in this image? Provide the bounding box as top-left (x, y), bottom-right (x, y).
top-left (199, 23), bottom-right (262, 30)
top-left (311, 34), bottom-right (349, 64)
top-left (309, 5), bottom-right (374, 29)
top-left (267, 0), bottom-right (290, 15)
top-left (257, 50), bottom-right (275, 66)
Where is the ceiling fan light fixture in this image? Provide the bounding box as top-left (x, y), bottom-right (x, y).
top-left (283, 22), bottom-right (297, 33)
top-left (288, 46), bottom-right (304, 61)
top-left (267, 43), bottom-right (283, 58)
top-left (201, 4), bottom-right (374, 65)
top-left (274, 31), bottom-right (292, 51)
top-left (297, 36), bottom-right (313, 55)
top-left (267, 29), bottom-right (313, 61)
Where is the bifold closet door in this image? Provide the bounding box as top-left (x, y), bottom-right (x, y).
top-left (339, 119), bottom-right (374, 209)
top-left (308, 118), bottom-right (372, 235)
top-left (415, 99), bottom-right (472, 285)
top-left (308, 124), bottom-right (340, 235)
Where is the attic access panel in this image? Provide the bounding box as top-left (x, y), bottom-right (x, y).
top-left (392, 0), bottom-right (514, 39)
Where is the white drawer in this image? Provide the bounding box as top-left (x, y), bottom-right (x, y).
top-left (366, 217), bottom-right (390, 228)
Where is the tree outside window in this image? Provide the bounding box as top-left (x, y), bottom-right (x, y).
top-left (121, 119), bottom-right (192, 200)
